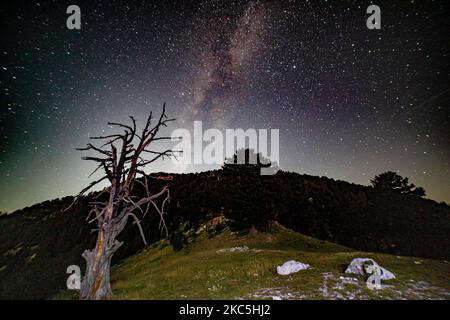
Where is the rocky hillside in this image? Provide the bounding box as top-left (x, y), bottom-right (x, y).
top-left (1, 169), bottom-right (449, 299)
top-left (56, 220), bottom-right (450, 300)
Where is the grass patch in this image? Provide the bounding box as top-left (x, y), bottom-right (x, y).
top-left (56, 222), bottom-right (450, 300)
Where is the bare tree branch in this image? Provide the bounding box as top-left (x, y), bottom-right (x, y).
top-left (71, 104), bottom-right (178, 300)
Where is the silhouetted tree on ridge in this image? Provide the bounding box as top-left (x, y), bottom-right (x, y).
top-left (222, 148), bottom-right (273, 234)
top-left (371, 171), bottom-right (426, 197)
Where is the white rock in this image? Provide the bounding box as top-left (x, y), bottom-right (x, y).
top-left (216, 245), bottom-right (249, 253)
top-left (277, 260), bottom-right (310, 275)
top-left (345, 258), bottom-right (395, 280)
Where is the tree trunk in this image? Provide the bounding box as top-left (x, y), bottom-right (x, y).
top-left (80, 230), bottom-right (122, 300)
top-left (74, 106), bottom-right (173, 300)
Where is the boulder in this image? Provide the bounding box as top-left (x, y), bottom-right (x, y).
top-left (345, 258), bottom-right (395, 280)
top-left (277, 260), bottom-right (310, 275)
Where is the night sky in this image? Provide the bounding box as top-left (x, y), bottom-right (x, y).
top-left (0, 0), bottom-right (449, 212)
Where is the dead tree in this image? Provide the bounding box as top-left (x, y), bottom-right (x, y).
top-left (72, 104), bottom-right (179, 300)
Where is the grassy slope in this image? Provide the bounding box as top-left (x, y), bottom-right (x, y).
top-left (57, 220), bottom-right (450, 300)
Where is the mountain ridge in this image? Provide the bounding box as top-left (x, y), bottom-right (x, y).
top-left (0, 169), bottom-right (449, 299)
